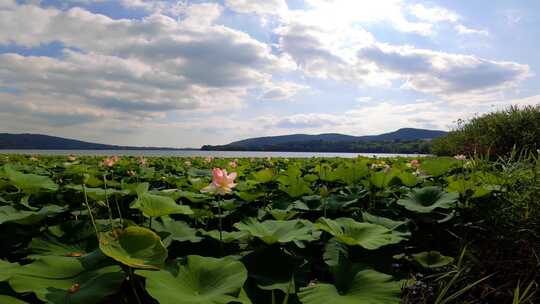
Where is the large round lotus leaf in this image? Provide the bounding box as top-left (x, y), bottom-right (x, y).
top-left (200, 229), bottom-right (249, 243)
top-left (0, 259), bottom-right (19, 282)
top-left (298, 269), bottom-right (402, 304)
top-left (234, 218), bottom-right (320, 245)
top-left (137, 255), bottom-right (248, 304)
top-left (3, 165), bottom-right (58, 193)
top-left (397, 186), bottom-right (459, 213)
top-left (131, 192), bottom-right (193, 217)
top-left (0, 205), bottom-right (65, 225)
top-left (99, 226), bottom-right (167, 269)
top-left (315, 218), bottom-right (406, 250)
top-left (28, 236), bottom-right (87, 259)
top-left (152, 217), bottom-right (202, 246)
top-left (0, 295), bottom-right (28, 304)
top-left (412, 251), bottom-right (454, 269)
top-left (8, 256), bottom-right (124, 304)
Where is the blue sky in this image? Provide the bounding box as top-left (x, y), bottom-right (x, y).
top-left (0, 0), bottom-right (538, 147)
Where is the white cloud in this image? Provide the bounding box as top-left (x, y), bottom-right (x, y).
top-left (409, 3), bottom-right (459, 23)
top-left (455, 24), bottom-right (489, 36)
top-left (259, 81), bottom-right (309, 101)
top-left (357, 44), bottom-right (530, 98)
top-left (0, 2), bottom-right (299, 127)
top-left (224, 0), bottom-right (288, 16)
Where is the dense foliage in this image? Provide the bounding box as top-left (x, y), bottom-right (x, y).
top-left (203, 139), bottom-right (433, 154)
top-left (0, 154), bottom-right (538, 303)
top-left (432, 105), bottom-right (540, 157)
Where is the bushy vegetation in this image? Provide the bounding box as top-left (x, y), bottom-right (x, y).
top-left (432, 105), bottom-right (540, 157)
top-left (0, 154), bottom-right (538, 303)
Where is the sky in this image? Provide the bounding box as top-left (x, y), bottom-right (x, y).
top-left (0, 0), bottom-right (539, 148)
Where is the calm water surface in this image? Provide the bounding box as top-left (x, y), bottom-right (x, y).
top-left (0, 150), bottom-right (428, 158)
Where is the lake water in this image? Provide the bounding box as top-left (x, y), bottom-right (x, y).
top-left (0, 149), bottom-right (427, 158)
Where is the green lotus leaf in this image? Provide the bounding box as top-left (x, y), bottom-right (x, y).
top-left (315, 218), bottom-right (406, 250)
top-left (99, 226), bottom-right (167, 269)
top-left (176, 190), bottom-right (211, 203)
top-left (326, 161), bottom-right (369, 185)
top-left (361, 212), bottom-right (411, 238)
top-left (0, 295), bottom-right (28, 304)
top-left (0, 259), bottom-right (19, 282)
top-left (152, 216), bottom-right (202, 246)
top-left (397, 171), bottom-right (418, 187)
top-left (298, 269), bottom-right (402, 304)
top-left (0, 205), bottom-right (65, 225)
top-left (243, 246), bottom-right (306, 293)
top-left (3, 165), bottom-right (58, 193)
top-left (412, 251), bottom-right (454, 269)
top-left (369, 170), bottom-right (399, 189)
top-left (8, 255), bottom-right (124, 304)
top-left (397, 186), bottom-right (459, 213)
top-left (277, 166), bottom-right (313, 198)
top-left (234, 218), bottom-right (320, 245)
top-left (28, 236), bottom-right (88, 259)
top-left (419, 157), bottom-right (459, 177)
top-left (323, 238), bottom-right (349, 267)
top-left (252, 168), bottom-right (274, 183)
top-left (137, 255), bottom-right (248, 304)
top-left (200, 229), bottom-right (249, 243)
top-left (131, 192), bottom-right (193, 217)
top-left (67, 185), bottom-right (130, 201)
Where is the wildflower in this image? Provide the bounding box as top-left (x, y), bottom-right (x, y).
top-left (454, 154), bottom-right (466, 161)
top-left (68, 154), bottom-right (77, 162)
top-left (201, 168), bottom-right (237, 195)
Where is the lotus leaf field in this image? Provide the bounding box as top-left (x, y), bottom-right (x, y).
top-left (0, 154), bottom-right (538, 303)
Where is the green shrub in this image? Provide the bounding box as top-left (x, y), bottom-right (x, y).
top-left (432, 105), bottom-right (540, 157)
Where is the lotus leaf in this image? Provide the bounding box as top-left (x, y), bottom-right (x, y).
top-left (3, 165), bottom-right (58, 193)
top-left (234, 218), bottom-right (320, 245)
top-left (0, 295), bottom-right (28, 304)
top-left (137, 255), bottom-right (248, 304)
top-left (316, 218), bottom-right (407, 249)
top-left (412, 251), bottom-right (454, 268)
top-left (0, 205), bottom-right (65, 225)
top-left (298, 269), bottom-right (402, 304)
top-left (8, 255), bottom-right (124, 304)
top-left (99, 226), bottom-right (167, 269)
top-left (0, 259), bottom-right (19, 282)
top-left (152, 216), bottom-right (202, 246)
top-left (397, 186), bottom-right (459, 213)
top-left (131, 192), bottom-right (193, 217)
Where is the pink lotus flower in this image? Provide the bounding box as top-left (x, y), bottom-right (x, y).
top-left (204, 156), bottom-right (214, 163)
top-left (409, 159), bottom-right (420, 168)
top-left (229, 160), bottom-right (238, 169)
top-left (102, 156), bottom-right (118, 167)
top-left (454, 154), bottom-right (466, 161)
top-left (68, 154), bottom-right (77, 162)
top-left (138, 156), bottom-right (147, 166)
top-left (29, 156), bottom-right (38, 161)
top-left (201, 168), bottom-right (237, 195)
top-left (184, 160), bottom-right (192, 166)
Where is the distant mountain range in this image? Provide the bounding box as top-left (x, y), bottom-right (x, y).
top-left (1, 128), bottom-right (448, 153)
top-left (201, 128), bottom-right (447, 153)
top-left (0, 133), bottom-right (190, 150)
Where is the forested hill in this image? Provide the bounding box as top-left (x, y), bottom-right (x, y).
top-left (201, 128), bottom-right (448, 153)
top-left (0, 134), bottom-right (184, 150)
